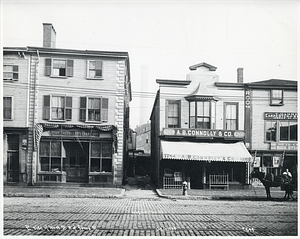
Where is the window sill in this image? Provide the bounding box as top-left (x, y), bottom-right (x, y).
top-left (86, 77), bottom-right (104, 80)
top-left (3, 119), bottom-right (13, 121)
top-left (48, 120), bottom-right (68, 122)
top-left (269, 104), bottom-right (284, 106)
top-left (50, 76), bottom-right (68, 79)
top-left (84, 121), bottom-right (107, 124)
top-left (89, 172), bottom-right (112, 175)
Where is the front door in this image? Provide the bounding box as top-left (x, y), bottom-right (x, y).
top-left (64, 142), bottom-right (88, 183)
top-left (7, 134), bottom-right (19, 182)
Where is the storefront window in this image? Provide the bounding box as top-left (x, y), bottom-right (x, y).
top-left (266, 120), bottom-right (297, 142)
top-left (265, 121), bottom-right (277, 142)
top-left (40, 141), bottom-right (62, 171)
top-left (280, 121), bottom-right (297, 141)
top-left (90, 142), bottom-right (112, 172)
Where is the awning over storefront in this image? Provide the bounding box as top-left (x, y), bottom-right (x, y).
top-left (161, 140), bottom-right (253, 162)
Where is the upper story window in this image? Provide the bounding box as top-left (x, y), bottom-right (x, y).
top-left (45, 58), bottom-right (73, 77)
top-left (265, 120), bottom-right (297, 142)
top-left (80, 97), bottom-right (108, 123)
top-left (3, 97), bottom-right (12, 120)
top-left (167, 100), bottom-right (180, 128)
top-left (3, 65), bottom-right (18, 81)
top-left (189, 101), bottom-right (216, 129)
top-left (224, 103), bottom-right (238, 130)
top-left (270, 90), bottom-right (283, 106)
top-left (87, 60), bottom-right (103, 79)
top-left (43, 95), bottom-right (72, 121)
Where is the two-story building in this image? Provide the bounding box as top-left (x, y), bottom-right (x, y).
top-left (3, 23), bottom-right (132, 187)
top-left (150, 63), bottom-right (253, 189)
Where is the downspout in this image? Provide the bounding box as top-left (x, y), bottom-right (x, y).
top-left (31, 50), bottom-right (39, 185)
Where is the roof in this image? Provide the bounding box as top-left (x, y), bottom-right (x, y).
top-left (185, 83), bottom-right (218, 101)
top-left (248, 79), bottom-right (297, 87)
top-left (189, 62), bottom-right (217, 71)
top-left (156, 79), bottom-right (191, 86)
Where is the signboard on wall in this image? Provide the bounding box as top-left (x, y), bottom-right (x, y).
top-left (253, 157), bottom-right (261, 167)
top-left (162, 128), bottom-right (245, 139)
top-left (244, 88), bottom-right (251, 148)
top-left (264, 112), bottom-right (297, 120)
top-left (270, 142), bottom-right (298, 150)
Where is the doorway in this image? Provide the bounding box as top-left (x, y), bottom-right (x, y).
top-left (64, 142), bottom-right (89, 183)
top-left (7, 134), bottom-right (19, 182)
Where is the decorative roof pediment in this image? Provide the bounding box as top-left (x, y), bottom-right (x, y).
top-left (189, 62), bottom-right (217, 71)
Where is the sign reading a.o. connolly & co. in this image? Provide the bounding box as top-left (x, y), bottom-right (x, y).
top-left (162, 128), bottom-right (245, 139)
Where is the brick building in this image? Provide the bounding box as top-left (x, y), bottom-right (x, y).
top-left (3, 23), bottom-right (132, 186)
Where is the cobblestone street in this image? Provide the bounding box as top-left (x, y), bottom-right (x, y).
top-left (3, 189), bottom-right (297, 237)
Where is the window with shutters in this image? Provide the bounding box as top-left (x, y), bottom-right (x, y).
top-left (43, 95), bottom-right (72, 121)
top-left (45, 58), bottom-right (73, 77)
top-left (87, 60), bottom-right (103, 79)
top-left (3, 65), bottom-right (19, 81)
top-left (80, 97), bottom-right (108, 123)
top-left (3, 97), bottom-right (13, 120)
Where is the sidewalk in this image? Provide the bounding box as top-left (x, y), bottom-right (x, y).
top-left (2, 185), bottom-right (295, 201)
top-left (3, 185), bottom-right (125, 198)
top-left (156, 187), bottom-right (294, 201)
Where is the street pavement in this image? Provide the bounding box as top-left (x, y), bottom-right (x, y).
top-left (2, 185), bottom-right (298, 237)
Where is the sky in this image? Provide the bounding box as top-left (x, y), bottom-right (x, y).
top-left (1, 0), bottom-right (299, 128)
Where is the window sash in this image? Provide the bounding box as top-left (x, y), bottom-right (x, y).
top-left (39, 141), bottom-right (62, 172)
top-left (225, 103), bottom-right (238, 130)
top-left (80, 97), bottom-right (108, 122)
top-left (189, 101), bottom-right (212, 129)
top-left (88, 60), bottom-right (103, 78)
top-left (3, 97), bottom-right (12, 120)
top-left (90, 142), bottom-right (112, 172)
top-left (167, 101), bottom-right (180, 128)
top-left (45, 59), bottom-right (73, 77)
top-left (3, 65), bottom-right (18, 80)
top-left (270, 90), bottom-right (283, 105)
top-left (43, 95), bottom-right (72, 121)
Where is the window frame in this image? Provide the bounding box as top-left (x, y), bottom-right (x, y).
top-left (45, 58), bottom-right (74, 78)
top-left (224, 102), bottom-right (239, 130)
top-left (166, 100), bottom-right (181, 128)
top-left (3, 96), bottom-right (13, 120)
top-left (79, 96), bottom-right (108, 123)
top-left (87, 60), bottom-right (103, 80)
top-left (39, 140), bottom-right (63, 172)
top-left (90, 142), bottom-right (112, 173)
top-left (265, 119), bottom-right (297, 142)
top-left (43, 95), bottom-right (72, 121)
top-left (189, 100), bottom-right (216, 129)
top-left (270, 89), bottom-right (284, 106)
top-left (3, 64), bottom-right (19, 81)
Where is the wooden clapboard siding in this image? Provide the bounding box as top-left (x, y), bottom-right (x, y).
top-left (251, 89), bottom-right (298, 150)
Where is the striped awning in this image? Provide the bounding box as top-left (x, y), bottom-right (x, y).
top-left (161, 140), bottom-right (253, 163)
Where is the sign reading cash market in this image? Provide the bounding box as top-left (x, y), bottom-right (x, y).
top-left (162, 128), bottom-right (245, 139)
top-left (264, 112), bottom-right (297, 120)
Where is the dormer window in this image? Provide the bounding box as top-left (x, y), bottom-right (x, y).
top-left (270, 90), bottom-right (283, 106)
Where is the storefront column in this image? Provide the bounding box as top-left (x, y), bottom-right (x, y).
top-left (32, 152), bottom-right (37, 185)
top-left (203, 164), bottom-right (206, 189)
top-left (3, 133), bottom-right (8, 184)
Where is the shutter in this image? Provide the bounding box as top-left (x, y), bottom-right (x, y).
top-left (12, 65), bottom-right (19, 80)
top-left (79, 97), bottom-right (86, 121)
top-left (43, 95), bottom-right (50, 120)
top-left (45, 59), bottom-right (52, 76)
top-left (67, 59), bottom-right (74, 77)
top-left (101, 98), bottom-right (108, 122)
top-left (65, 96), bottom-right (72, 120)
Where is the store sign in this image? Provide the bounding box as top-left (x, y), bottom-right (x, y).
top-left (162, 128), bottom-right (245, 139)
top-left (270, 142), bottom-right (298, 150)
top-left (264, 112), bottom-right (297, 120)
top-left (45, 129), bottom-right (100, 137)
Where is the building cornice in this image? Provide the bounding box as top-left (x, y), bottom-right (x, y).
top-left (156, 79), bottom-right (191, 86)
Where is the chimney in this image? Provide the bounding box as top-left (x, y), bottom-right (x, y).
top-left (237, 68), bottom-right (243, 83)
top-left (43, 23), bottom-right (56, 48)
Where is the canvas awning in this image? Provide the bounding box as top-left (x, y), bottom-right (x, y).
top-left (161, 140), bottom-right (253, 163)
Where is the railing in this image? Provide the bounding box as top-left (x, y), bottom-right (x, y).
top-left (209, 174), bottom-right (229, 190)
top-left (163, 177), bottom-right (182, 189)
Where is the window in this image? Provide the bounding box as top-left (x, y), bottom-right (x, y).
top-left (45, 58), bottom-right (73, 77)
top-left (189, 101), bottom-right (216, 129)
top-left (43, 95), bottom-right (72, 121)
top-left (265, 120), bottom-right (297, 142)
top-left (225, 103), bottom-right (238, 130)
top-left (90, 142), bottom-right (112, 172)
top-left (280, 121), bottom-right (297, 141)
top-left (40, 141), bottom-right (62, 172)
top-left (88, 60), bottom-right (103, 78)
top-left (3, 65), bottom-right (18, 80)
top-left (3, 97), bottom-right (12, 120)
top-left (270, 90), bottom-right (283, 106)
top-left (167, 100), bottom-right (180, 128)
top-left (80, 97), bottom-right (108, 122)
